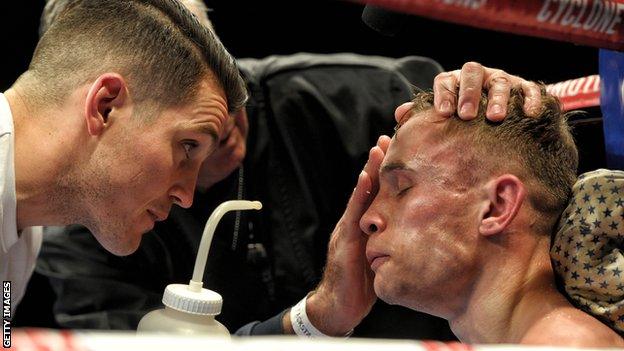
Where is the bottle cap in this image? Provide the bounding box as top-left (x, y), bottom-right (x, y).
top-left (162, 283), bottom-right (222, 316)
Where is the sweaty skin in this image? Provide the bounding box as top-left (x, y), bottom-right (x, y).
top-left (359, 108), bottom-right (623, 347)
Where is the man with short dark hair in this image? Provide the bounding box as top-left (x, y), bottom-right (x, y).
top-left (1, 0), bottom-right (246, 310)
top-left (358, 89), bottom-right (624, 346)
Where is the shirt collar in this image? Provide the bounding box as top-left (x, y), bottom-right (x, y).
top-left (0, 92), bottom-right (18, 252)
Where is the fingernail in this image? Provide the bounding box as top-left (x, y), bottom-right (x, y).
top-left (490, 104), bottom-right (502, 115)
top-left (440, 100), bottom-right (452, 114)
top-left (460, 102), bottom-right (475, 117)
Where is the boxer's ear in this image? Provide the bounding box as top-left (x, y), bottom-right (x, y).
top-left (478, 174), bottom-right (526, 236)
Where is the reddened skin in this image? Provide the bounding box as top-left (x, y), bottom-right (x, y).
top-left (478, 174), bottom-right (526, 236)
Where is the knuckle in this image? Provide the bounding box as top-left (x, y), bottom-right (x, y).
top-left (489, 68), bottom-right (506, 76)
top-left (490, 91), bottom-right (506, 100)
top-left (528, 81), bottom-right (541, 91)
top-left (462, 61), bottom-right (482, 73)
top-left (523, 81), bottom-right (542, 97)
top-left (434, 72), bottom-right (452, 84)
top-left (490, 75), bottom-right (511, 86)
top-left (461, 86), bottom-right (480, 95)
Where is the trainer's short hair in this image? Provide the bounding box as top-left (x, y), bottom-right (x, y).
top-left (27, 0), bottom-right (246, 113)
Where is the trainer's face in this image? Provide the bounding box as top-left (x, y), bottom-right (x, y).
top-left (360, 109), bottom-right (481, 318)
top-left (85, 77), bottom-right (227, 255)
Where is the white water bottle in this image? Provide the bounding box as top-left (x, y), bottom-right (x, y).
top-left (137, 200), bottom-right (262, 336)
top-left (137, 284), bottom-right (229, 335)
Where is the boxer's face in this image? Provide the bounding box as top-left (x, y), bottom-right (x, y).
top-left (361, 109), bottom-right (482, 318)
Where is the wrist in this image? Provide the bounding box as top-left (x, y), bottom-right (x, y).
top-left (281, 308), bottom-right (295, 334)
top-left (305, 290), bottom-right (355, 336)
top-left (286, 293), bottom-right (354, 337)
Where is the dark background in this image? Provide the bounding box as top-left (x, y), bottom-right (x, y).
top-left (2, 0), bottom-right (599, 91)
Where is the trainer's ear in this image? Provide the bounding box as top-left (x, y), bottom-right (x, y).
top-left (478, 174), bottom-right (526, 236)
top-left (84, 73), bottom-right (128, 136)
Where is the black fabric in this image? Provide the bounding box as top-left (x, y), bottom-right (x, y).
top-left (30, 53), bottom-right (455, 339)
top-left (235, 309), bottom-right (288, 336)
top-left (361, 5), bottom-right (409, 37)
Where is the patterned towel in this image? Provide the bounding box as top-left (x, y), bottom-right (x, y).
top-left (551, 169), bottom-right (624, 334)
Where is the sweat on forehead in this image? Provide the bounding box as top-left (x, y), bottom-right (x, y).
top-left (394, 105), bottom-right (476, 156)
top-left (394, 90), bottom-right (518, 161)
top-left (391, 110), bottom-right (483, 188)
top-left (395, 88), bottom-right (578, 222)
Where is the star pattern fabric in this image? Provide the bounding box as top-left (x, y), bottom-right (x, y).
top-left (551, 169), bottom-right (624, 334)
